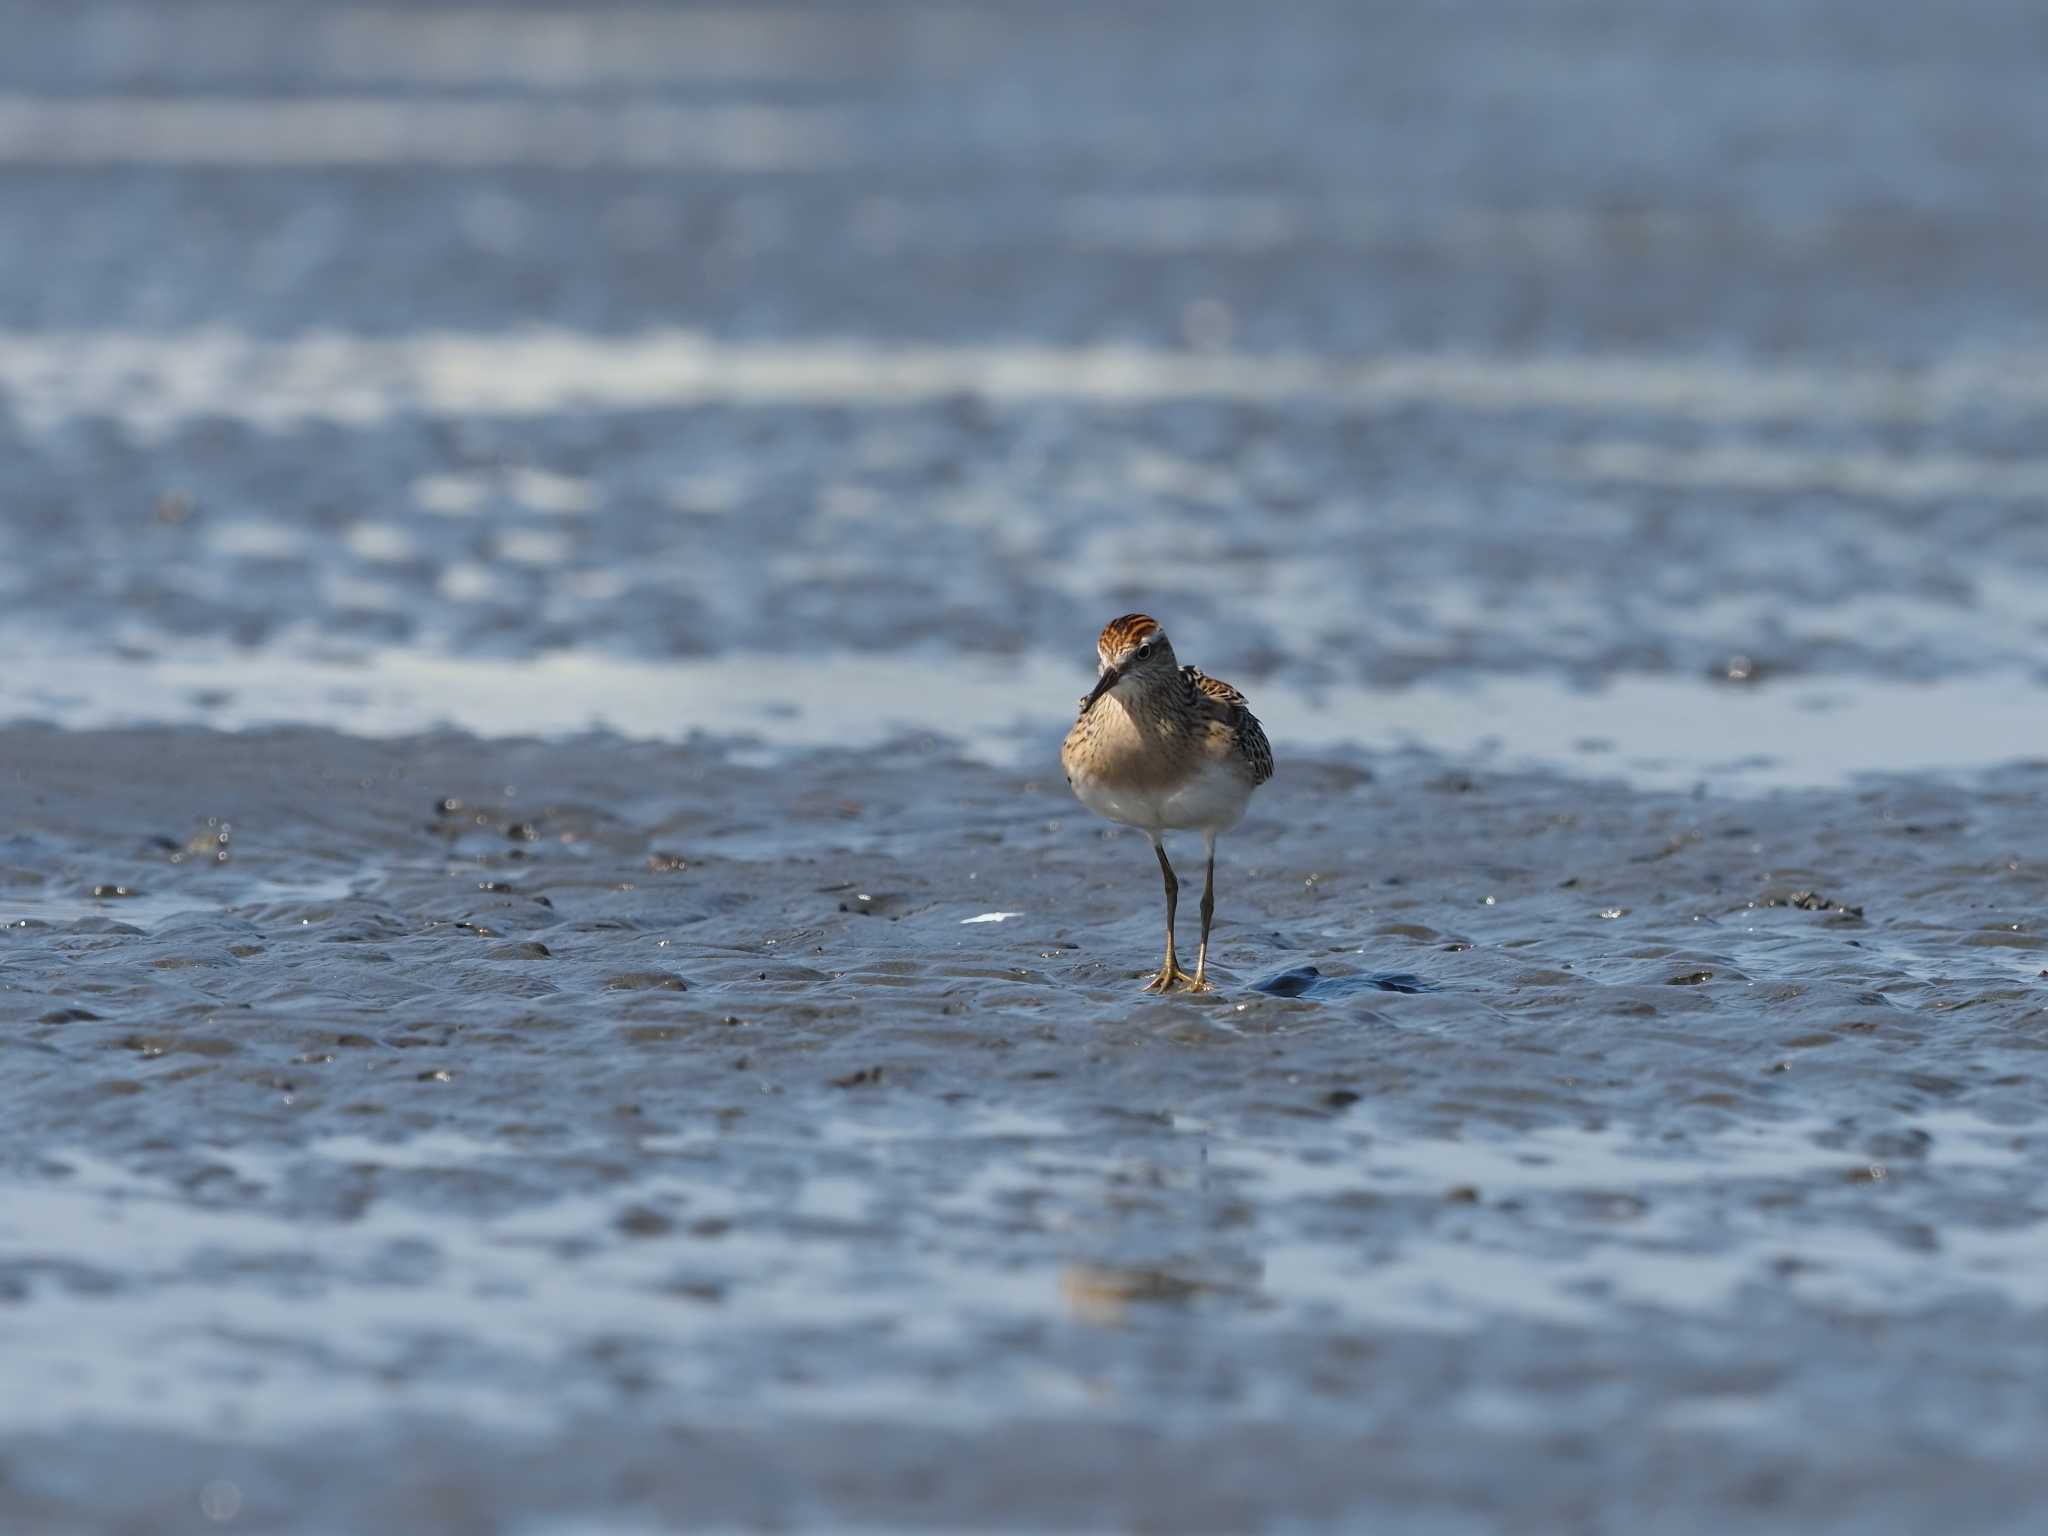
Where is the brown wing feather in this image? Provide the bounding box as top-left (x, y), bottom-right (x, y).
top-left (1184, 667), bottom-right (1275, 785)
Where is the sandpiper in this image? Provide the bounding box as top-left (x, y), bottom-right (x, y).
top-left (1061, 614), bottom-right (1274, 992)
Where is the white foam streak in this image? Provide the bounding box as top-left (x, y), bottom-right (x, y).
top-left (6, 329), bottom-right (2048, 435)
top-left (0, 96), bottom-right (849, 170)
top-left (64, 4), bottom-right (991, 87)
top-left (321, 7), bottom-right (895, 85)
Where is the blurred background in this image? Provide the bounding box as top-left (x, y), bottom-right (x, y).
top-left (3, 0), bottom-right (2046, 780)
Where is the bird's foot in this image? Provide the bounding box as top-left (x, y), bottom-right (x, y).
top-left (1181, 974), bottom-right (1215, 994)
top-left (1142, 962), bottom-right (1196, 992)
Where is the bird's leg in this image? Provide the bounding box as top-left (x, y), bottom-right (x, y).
top-left (1143, 839), bottom-right (1194, 991)
top-left (1187, 841), bottom-right (1218, 993)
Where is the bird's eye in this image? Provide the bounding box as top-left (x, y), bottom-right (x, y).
top-left (1137, 643), bottom-right (1152, 659)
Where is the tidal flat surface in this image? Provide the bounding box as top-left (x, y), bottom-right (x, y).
top-left (4, 727), bottom-right (2048, 1532)
top-left (6, 0), bottom-right (2048, 1530)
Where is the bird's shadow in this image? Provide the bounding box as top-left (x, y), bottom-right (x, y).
top-left (1251, 964), bottom-right (1437, 999)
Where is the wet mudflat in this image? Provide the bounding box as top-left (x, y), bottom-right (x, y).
top-left (7, 0), bottom-right (2048, 1529)
top-left (4, 722), bottom-right (2048, 1532)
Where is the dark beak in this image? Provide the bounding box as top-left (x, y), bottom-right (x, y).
top-left (1079, 665), bottom-right (1121, 714)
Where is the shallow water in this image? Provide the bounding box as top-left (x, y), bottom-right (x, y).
top-left (11, 644), bottom-right (2048, 794)
top-left (6, 2), bottom-right (2048, 1532)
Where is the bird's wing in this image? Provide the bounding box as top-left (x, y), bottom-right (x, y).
top-left (1184, 667), bottom-right (1275, 784)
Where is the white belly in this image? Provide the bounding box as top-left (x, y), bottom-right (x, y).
top-left (1072, 759), bottom-right (1252, 835)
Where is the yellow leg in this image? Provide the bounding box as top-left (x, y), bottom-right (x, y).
top-left (1185, 846), bottom-right (1217, 993)
top-left (1142, 840), bottom-right (1195, 991)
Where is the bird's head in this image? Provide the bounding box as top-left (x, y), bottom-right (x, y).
top-left (1080, 613), bottom-right (1178, 713)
